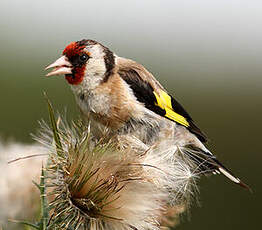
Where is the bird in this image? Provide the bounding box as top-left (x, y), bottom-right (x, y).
top-left (45, 39), bottom-right (249, 190)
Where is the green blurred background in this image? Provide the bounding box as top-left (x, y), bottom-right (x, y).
top-left (0, 0), bottom-right (261, 229)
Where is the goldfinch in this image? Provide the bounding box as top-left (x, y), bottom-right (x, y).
top-left (45, 39), bottom-right (249, 189)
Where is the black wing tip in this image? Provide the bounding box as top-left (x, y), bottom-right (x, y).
top-left (188, 121), bottom-right (208, 143)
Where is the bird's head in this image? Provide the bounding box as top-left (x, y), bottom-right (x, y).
top-left (45, 39), bottom-right (115, 87)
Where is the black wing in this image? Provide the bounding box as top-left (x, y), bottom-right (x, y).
top-left (118, 67), bottom-right (208, 143)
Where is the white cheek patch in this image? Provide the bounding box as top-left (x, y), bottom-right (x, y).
top-left (79, 45), bottom-right (107, 89)
top-left (87, 44), bottom-right (105, 58)
top-left (71, 44), bottom-right (107, 93)
top-left (86, 58), bottom-right (106, 77)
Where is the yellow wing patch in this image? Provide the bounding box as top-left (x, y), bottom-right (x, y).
top-left (153, 90), bottom-right (190, 127)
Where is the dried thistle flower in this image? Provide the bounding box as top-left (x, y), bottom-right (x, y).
top-left (34, 98), bottom-right (199, 230)
top-left (38, 120), bottom-right (165, 230)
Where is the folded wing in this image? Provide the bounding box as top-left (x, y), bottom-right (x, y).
top-left (117, 58), bottom-right (207, 143)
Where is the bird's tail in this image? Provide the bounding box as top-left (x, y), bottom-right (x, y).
top-left (212, 157), bottom-right (251, 191)
top-left (182, 145), bottom-right (251, 192)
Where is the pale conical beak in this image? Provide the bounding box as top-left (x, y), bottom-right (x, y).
top-left (45, 56), bottom-right (73, 77)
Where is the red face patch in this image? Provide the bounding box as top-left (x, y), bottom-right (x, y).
top-left (63, 41), bottom-right (87, 85)
top-left (65, 66), bottom-right (85, 85)
top-left (63, 42), bottom-right (86, 58)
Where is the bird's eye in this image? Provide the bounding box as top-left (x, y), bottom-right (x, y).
top-left (79, 53), bottom-right (89, 62)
